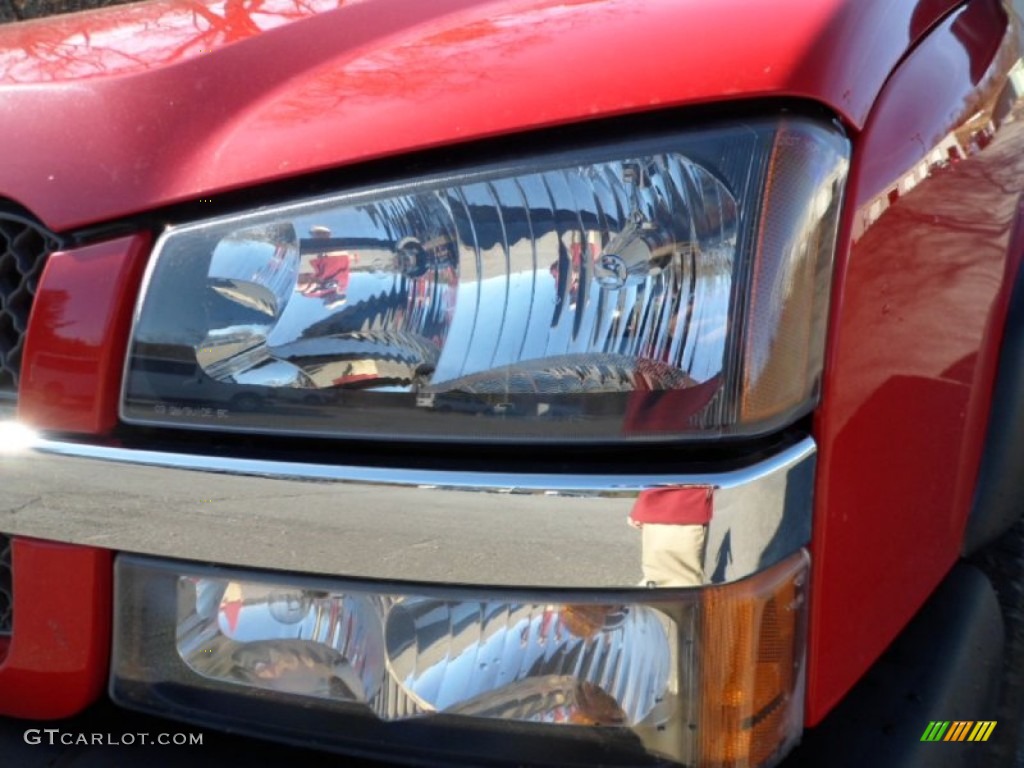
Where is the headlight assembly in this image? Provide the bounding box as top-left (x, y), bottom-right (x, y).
top-left (121, 118), bottom-right (848, 442)
top-left (113, 551), bottom-right (811, 767)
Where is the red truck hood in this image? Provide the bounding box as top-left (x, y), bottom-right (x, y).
top-left (0, 0), bottom-right (958, 231)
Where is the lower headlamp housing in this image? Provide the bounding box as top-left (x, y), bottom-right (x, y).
top-left (111, 552), bottom-right (809, 767)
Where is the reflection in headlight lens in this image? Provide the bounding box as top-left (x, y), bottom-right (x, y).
top-left (384, 599), bottom-right (671, 726)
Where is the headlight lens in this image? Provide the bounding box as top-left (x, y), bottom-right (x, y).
top-left (179, 582), bottom-right (674, 727)
top-left (122, 118), bottom-right (848, 441)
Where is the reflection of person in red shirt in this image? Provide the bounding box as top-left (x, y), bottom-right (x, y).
top-left (298, 226), bottom-right (359, 310)
top-left (628, 486), bottom-right (711, 587)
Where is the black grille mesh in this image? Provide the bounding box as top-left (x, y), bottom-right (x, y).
top-left (0, 535), bottom-right (11, 637)
top-left (0, 216), bottom-right (59, 394)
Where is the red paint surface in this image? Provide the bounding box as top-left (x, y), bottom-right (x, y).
top-left (806, 0), bottom-right (1024, 724)
top-left (0, 0), bottom-right (958, 232)
top-left (0, 539), bottom-right (111, 718)
top-left (18, 234), bottom-right (152, 434)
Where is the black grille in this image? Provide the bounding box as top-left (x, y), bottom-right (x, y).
top-left (0, 216), bottom-right (59, 395)
top-left (0, 535), bottom-right (11, 637)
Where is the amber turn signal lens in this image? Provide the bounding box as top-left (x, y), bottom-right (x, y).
top-left (698, 551), bottom-right (809, 768)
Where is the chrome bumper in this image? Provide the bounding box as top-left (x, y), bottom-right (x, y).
top-left (0, 424), bottom-right (814, 588)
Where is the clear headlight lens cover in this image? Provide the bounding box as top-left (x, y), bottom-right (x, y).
top-left (122, 118), bottom-right (848, 441)
top-left (178, 580), bottom-right (674, 727)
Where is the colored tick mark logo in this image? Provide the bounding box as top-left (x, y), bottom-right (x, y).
top-left (920, 721), bottom-right (996, 742)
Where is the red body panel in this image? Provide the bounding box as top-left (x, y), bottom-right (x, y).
top-left (0, 540), bottom-right (111, 718)
top-left (19, 234), bottom-right (152, 433)
top-left (0, 0), bottom-right (958, 232)
top-left (807, 0), bottom-right (1024, 723)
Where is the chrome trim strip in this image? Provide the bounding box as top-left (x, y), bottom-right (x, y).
top-left (34, 434), bottom-right (811, 490)
top-left (1, 424), bottom-right (814, 588)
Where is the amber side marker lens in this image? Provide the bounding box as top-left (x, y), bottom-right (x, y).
top-left (698, 552), bottom-right (809, 768)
